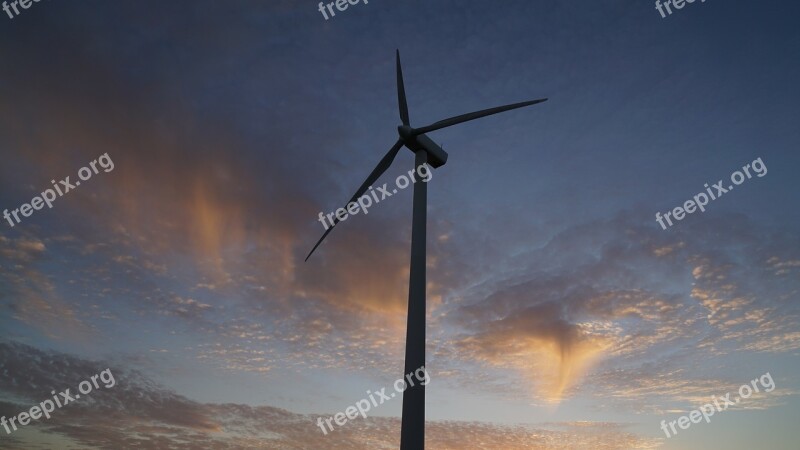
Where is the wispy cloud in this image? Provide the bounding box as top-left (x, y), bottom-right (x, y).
top-left (0, 341), bottom-right (660, 449)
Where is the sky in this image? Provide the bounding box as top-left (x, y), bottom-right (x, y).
top-left (1, 0), bottom-right (799, 448)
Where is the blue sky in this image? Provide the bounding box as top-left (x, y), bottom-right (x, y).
top-left (1, 0), bottom-right (799, 448)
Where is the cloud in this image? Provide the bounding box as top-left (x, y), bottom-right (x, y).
top-left (441, 211), bottom-right (800, 405)
top-left (589, 366), bottom-right (796, 415)
top-left (0, 3), bottom-right (437, 346)
top-left (0, 236), bottom-right (92, 341)
top-left (0, 341), bottom-right (659, 449)
top-left (456, 301), bottom-right (609, 403)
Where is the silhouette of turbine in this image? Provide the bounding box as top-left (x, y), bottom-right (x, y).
top-left (306, 50), bottom-right (546, 450)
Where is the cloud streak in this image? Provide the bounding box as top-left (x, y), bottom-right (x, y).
top-left (0, 341), bottom-right (659, 449)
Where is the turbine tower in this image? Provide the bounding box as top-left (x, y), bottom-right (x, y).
top-left (306, 50), bottom-right (546, 450)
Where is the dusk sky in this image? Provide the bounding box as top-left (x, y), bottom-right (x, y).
top-left (1, 1), bottom-right (799, 449)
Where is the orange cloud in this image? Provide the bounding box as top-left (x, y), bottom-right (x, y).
top-left (458, 303), bottom-right (610, 403)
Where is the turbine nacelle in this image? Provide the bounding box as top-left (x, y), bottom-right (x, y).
top-left (398, 125), bottom-right (449, 169)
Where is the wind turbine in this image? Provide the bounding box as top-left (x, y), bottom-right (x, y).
top-left (306, 50), bottom-right (546, 450)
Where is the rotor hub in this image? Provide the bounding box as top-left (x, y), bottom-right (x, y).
top-left (398, 125), bottom-right (415, 141)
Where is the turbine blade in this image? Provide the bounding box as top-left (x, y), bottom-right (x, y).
top-left (397, 50), bottom-right (410, 126)
top-left (414, 98), bottom-right (547, 135)
top-left (305, 139), bottom-right (405, 261)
